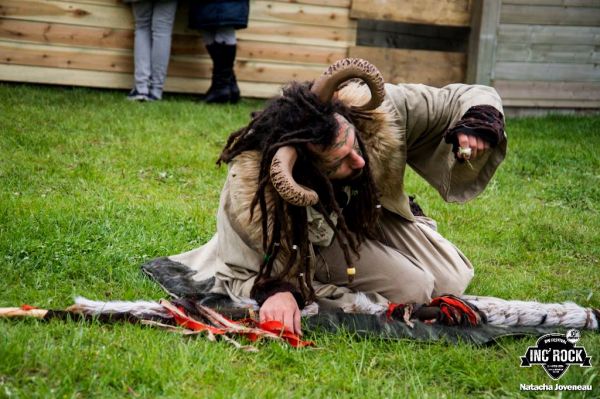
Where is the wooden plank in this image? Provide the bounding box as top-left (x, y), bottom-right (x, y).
top-left (0, 0), bottom-right (354, 29)
top-left (263, 0), bottom-right (352, 7)
top-left (25, 0), bottom-right (356, 26)
top-left (234, 59), bottom-right (325, 83)
top-left (0, 40), bottom-right (327, 83)
top-left (496, 42), bottom-right (599, 63)
top-left (0, 0), bottom-right (133, 29)
top-left (503, 106), bottom-right (600, 116)
top-left (236, 41), bottom-right (346, 65)
top-left (497, 24), bottom-right (600, 45)
top-left (502, 0), bottom-right (600, 7)
top-left (0, 40), bottom-right (135, 73)
top-left (349, 46), bottom-right (466, 86)
top-left (0, 63), bottom-right (282, 97)
top-left (500, 4), bottom-right (600, 26)
top-left (0, 18), bottom-right (134, 50)
top-left (466, 0), bottom-right (501, 85)
top-left (62, 0), bottom-right (353, 8)
top-left (357, 19), bottom-right (469, 52)
top-left (7, 63), bottom-right (599, 106)
top-left (239, 20), bottom-right (354, 48)
top-left (0, 20), bottom-right (346, 64)
top-left (502, 98), bottom-right (600, 107)
top-left (494, 80), bottom-right (600, 100)
top-left (258, 0), bottom-right (351, 6)
top-left (0, 7), bottom-right (355, 48)
top-left (495, 61), bottom-right (600, 81)
top-left (275, 0), bottom-right (351, 7)
top-left (350, 0), bottom-right (472, 27)
top-left (0, 62), bottom-right (152, 88)
top-left (249, 1), bottom-right (354, 28)
top-left (47, 0), bottom-right (124, 6)
top-left (172, 1), bottom-right (355, 33)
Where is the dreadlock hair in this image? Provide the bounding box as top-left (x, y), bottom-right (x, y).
top-left (217, 81), bottom-right (381, 302)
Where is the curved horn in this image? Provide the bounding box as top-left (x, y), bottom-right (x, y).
top-left (311, 58), bottom-right (385, 111)
top-left (270, 146), bottom-right (319, 207)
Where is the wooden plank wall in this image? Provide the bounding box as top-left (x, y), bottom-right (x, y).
top-left (3, 0), bottom-right (597, 108)
top-left (0, 0), bottom-right (355, 98)
top-left (349, 0), bottom-right (472, 87)
top-left (493, 0), bottom-right (600, 108)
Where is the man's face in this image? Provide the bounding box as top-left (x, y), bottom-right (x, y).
top-left (308, 114), bottom-right (365, 180)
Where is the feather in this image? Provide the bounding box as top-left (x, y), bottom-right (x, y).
top-left (68, 297), bottom-right (172, 320)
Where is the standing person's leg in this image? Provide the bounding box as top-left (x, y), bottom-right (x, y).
top-left (130, 1), bottom-right (153, 99)
top-left (213, 28), bottom-right (239, 102)
top-left (202, 27), bottom-right (239, 103)
top-left (149, 0), bottom-right (178, 100)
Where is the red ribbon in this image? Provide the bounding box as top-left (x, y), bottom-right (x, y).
top-left (430, 295), bottom-right (481, 326)
top-left (166, 306), bottom-right (314, 348)
top-left (169, 307), bottom-right (226, 335)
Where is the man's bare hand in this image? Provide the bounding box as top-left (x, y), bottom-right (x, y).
top-left (259, 291), bottom-right (302, 336)
top-left (456, 132), bottom-right (490, 160)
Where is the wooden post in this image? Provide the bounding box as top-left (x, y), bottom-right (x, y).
top-left (466, 0), bottom-right (501, 85)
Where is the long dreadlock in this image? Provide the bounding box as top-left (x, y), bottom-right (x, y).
top-left (217, 81), bottom-right (381, 302)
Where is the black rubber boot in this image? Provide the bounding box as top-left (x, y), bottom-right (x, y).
top-left (227, 45), bottom-right (241, 103)
top-left (229, 70), bottom-right (241, 103)
top-left (204, 43), bottom-right (240, 104)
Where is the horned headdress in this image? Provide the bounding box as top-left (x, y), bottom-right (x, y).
top-left (269, 58), bottom-right (386, 207)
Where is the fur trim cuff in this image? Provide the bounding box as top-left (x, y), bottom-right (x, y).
top-left (444, 105), bottom-right (505, 153)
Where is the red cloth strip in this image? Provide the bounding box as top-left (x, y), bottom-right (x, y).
top-left (430, 295), bottom-right (482, 326)
top-left (167, 306), bottom-right (226, 334)
top-left (163, 303), bottom-right (314, 348)
top-left (257, 320), bottom-right (315, 348)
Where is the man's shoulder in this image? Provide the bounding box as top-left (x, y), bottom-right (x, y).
top-left (228, 150), bottom-right (261, 174)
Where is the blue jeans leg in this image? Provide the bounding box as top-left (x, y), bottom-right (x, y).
top-left (149, 0), bottom-right (178, 99)
top-left (131, 2), bottom-right (153, 94)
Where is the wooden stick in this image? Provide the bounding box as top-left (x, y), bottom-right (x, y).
top-left (0, 307), bottom-right (49, 319)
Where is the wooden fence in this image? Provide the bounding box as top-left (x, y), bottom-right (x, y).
top-left (0, 0), bottom-right (474, 98)
top-left (0, 0), bottom-right (354, 98)
top-left (469, 0), bottom-right (600, 109)
top-left (1, 0), bottom-right (598, 109)
top-left (349, 0), bottom-right (472, 86)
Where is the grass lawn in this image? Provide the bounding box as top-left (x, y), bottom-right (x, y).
top-left (1, 83), bottom-right (599, 398)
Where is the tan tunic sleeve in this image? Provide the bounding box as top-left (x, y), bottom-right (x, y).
top-left (385, 83), bottom-right (507, 203)
top-left (213, 172), bottom-right (262, 301)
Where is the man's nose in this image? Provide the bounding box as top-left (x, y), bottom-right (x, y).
top-left (351, 153), bottom-right (365, 169)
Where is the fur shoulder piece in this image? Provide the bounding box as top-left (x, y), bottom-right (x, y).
top-left (226, 151), bottom-right (275, 252)
top-left (226, 151), bottom-right (293, 257)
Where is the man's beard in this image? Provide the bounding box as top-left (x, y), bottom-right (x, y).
top-left (331, 169), bottom-right (364, 193)
top-left (337, 168), bottom-right (363, 185)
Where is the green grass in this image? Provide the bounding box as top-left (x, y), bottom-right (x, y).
top-left (1, 83), bottom-right (599, 398)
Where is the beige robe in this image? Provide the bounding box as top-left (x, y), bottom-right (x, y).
top-left (168, 82), bottom-right (506, 308)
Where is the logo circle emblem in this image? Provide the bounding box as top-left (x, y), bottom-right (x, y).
top-left (566, 329), bottom-right (580, 344)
